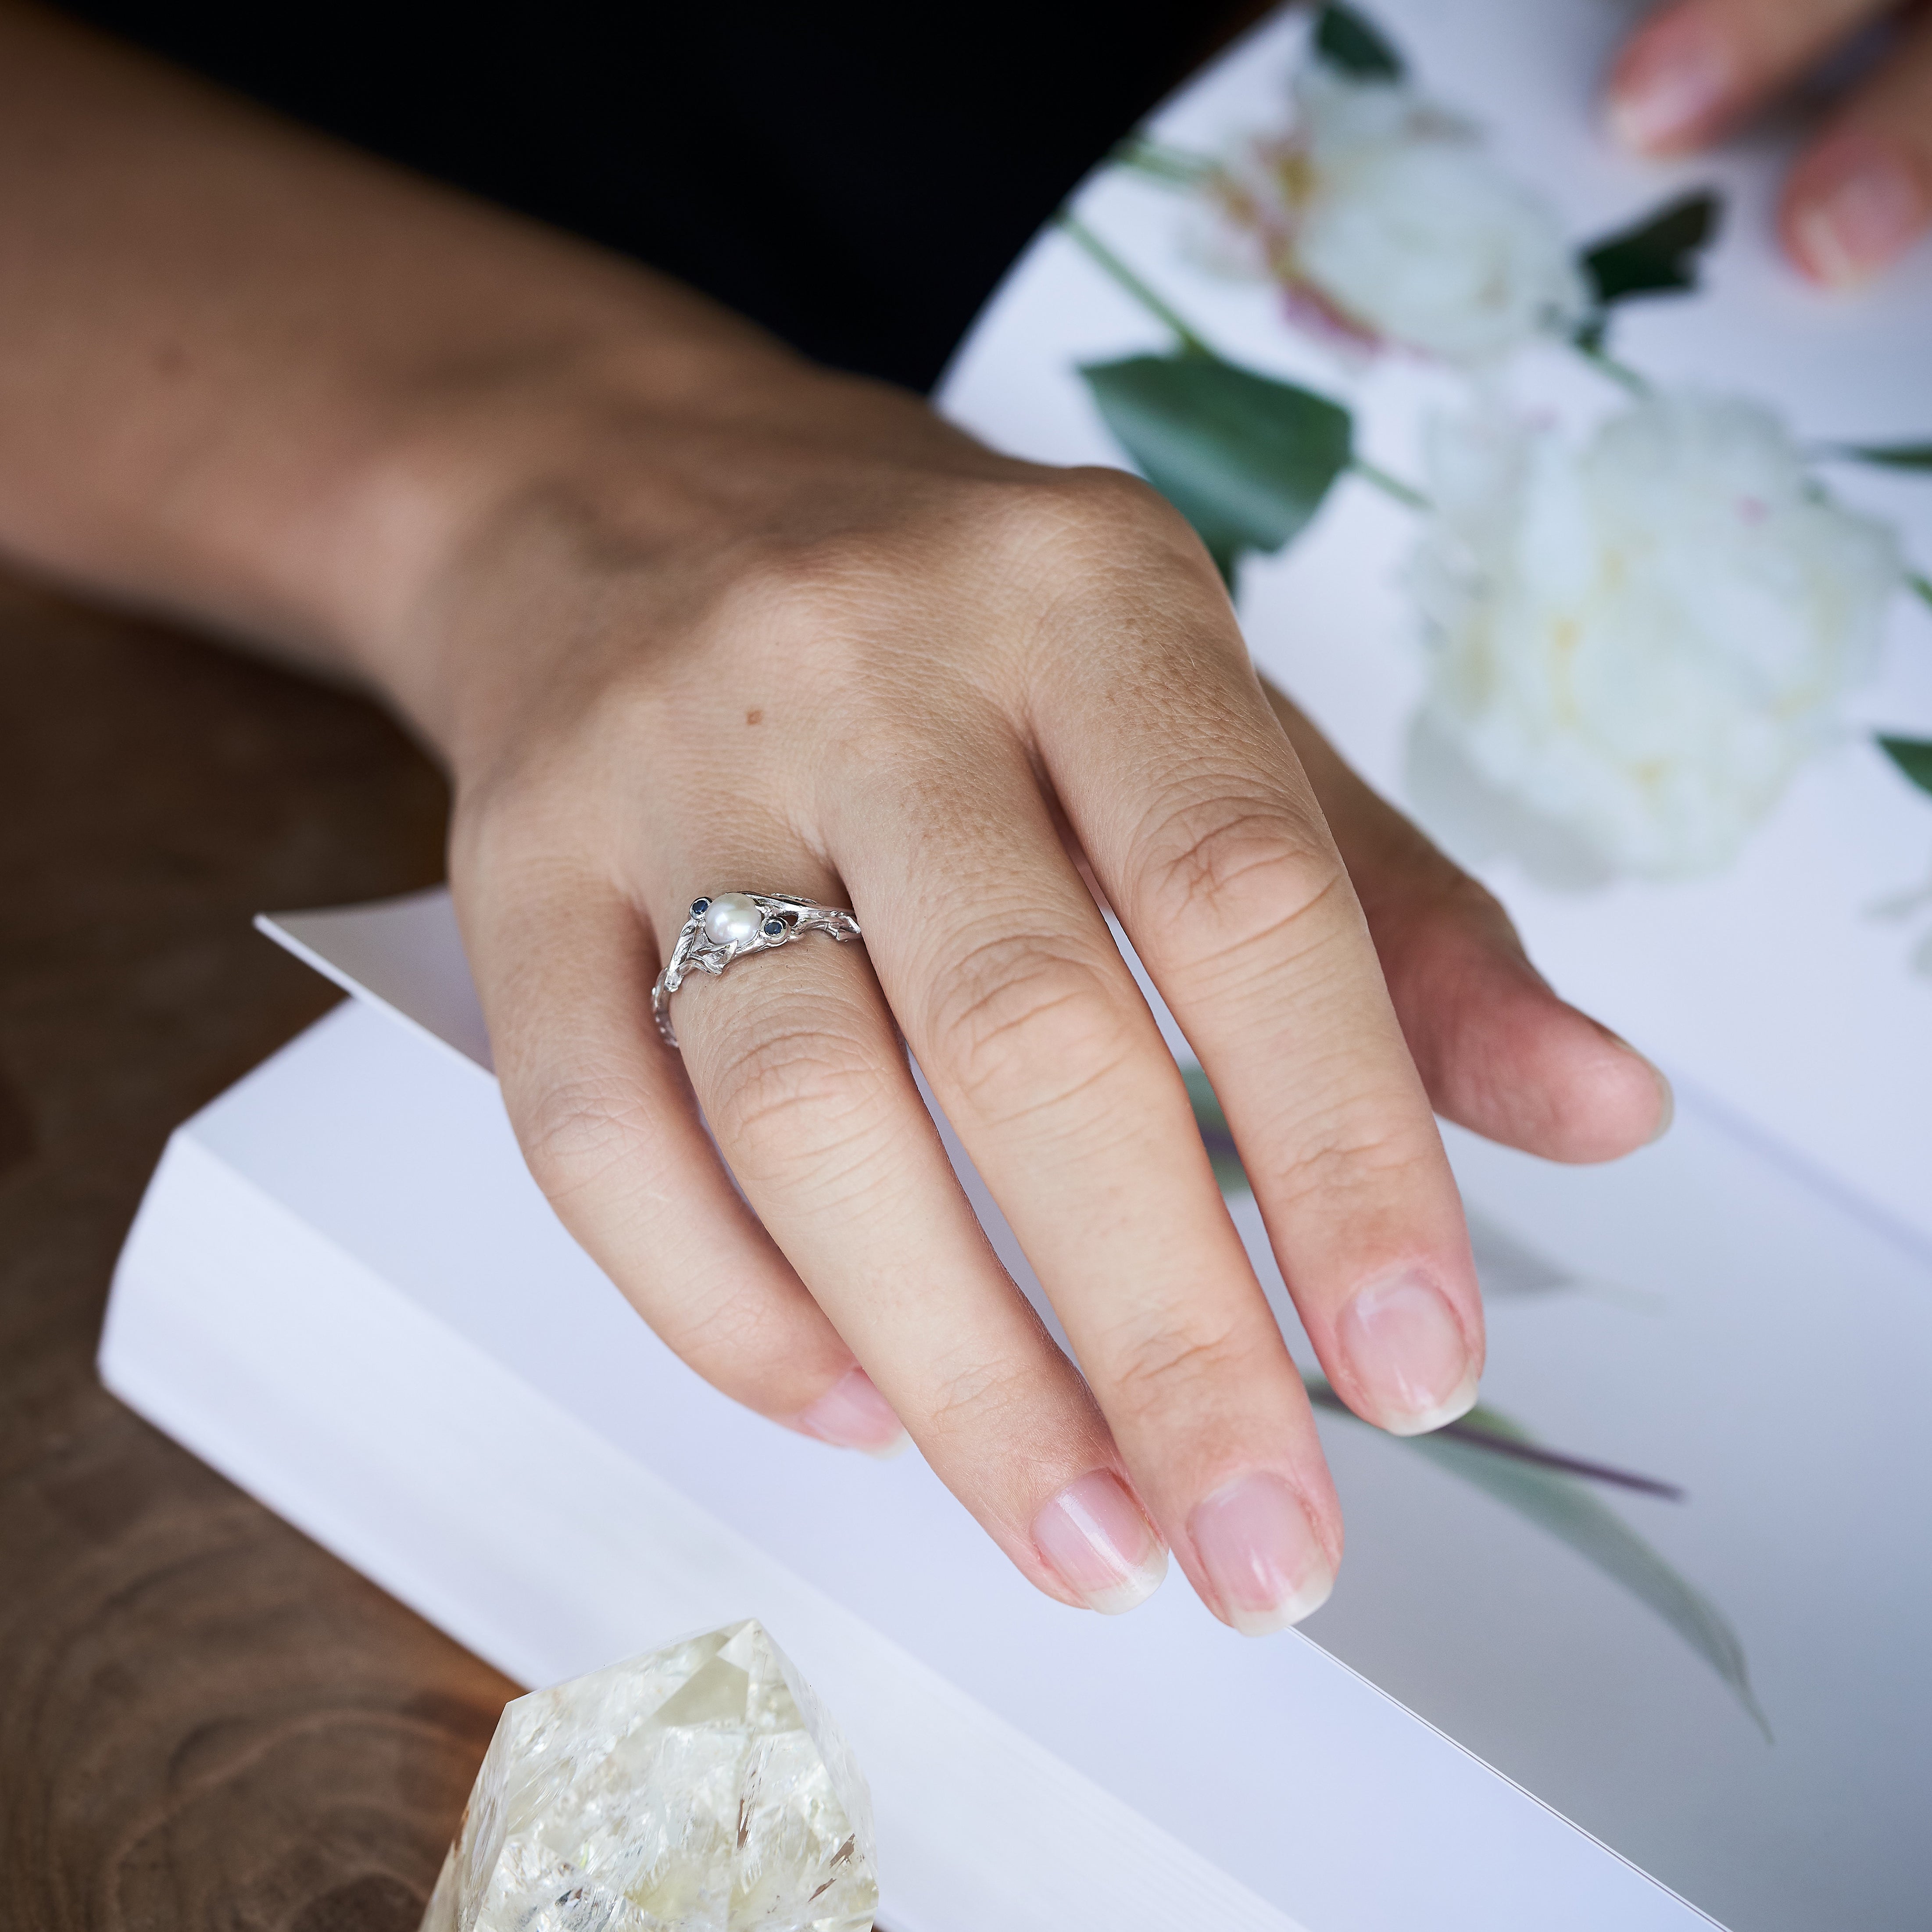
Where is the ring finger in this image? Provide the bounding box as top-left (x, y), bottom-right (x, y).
top-left (658, 840), bottom-right (1172, 1619)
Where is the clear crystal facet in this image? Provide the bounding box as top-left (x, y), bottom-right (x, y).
top-left (421, 1621), bottom-right (877, 1932)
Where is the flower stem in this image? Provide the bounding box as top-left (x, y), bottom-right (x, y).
top-left (1349, 455), bottom-right (1431, 512)
top-left (1574, 337), bottom-right (1651, 397)
top-left (1056, 213), bottom-right (1220, 359)
top-left (1112, 134), bottom-right (1219, 187)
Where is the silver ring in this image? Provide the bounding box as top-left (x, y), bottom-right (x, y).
top-left (652, 892), bottom-right (863, 1048)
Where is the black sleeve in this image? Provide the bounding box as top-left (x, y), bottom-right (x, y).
top-left (55, 0), bottom-right (1244, 390)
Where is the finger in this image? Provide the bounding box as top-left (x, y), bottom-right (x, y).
top-left (662, 860), bottom-right (1171, 1619)
top-left (1781, 14), bottom-right (1932, 283)
top-left (1027, 512), bottom-right (1485, 1463)
top-left (454, 843), bottom-right (906, 1456)
top-left (1606, 0), bottom-right (1894, 155)
top-left (838, 716), bottom-right (1344, 1637)
top-left (1260, 676), bottom-right (1672, 1163)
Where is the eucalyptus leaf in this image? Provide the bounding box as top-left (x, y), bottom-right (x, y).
top-left (1402, 1421), bottom-right (1769, 1737)
top-left (1303, 1376), bottom-right (1766, 1732)
top-left (1079, 354), bottom-right (1354, 580)
top-left (1878, 734), bottom-right (1932, 798)
top-left (1579, 190), bottom-right (1722, 310)
top-left (1839, 442), bottom-right (1932, 471)
top-left (1190, 1059), bottom-right (1764, 1729)
top-left (1314, 2), bottom-right (1406, 81)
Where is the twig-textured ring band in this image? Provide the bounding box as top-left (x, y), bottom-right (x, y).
top-left (651, 892), bottom-right (864, 1048)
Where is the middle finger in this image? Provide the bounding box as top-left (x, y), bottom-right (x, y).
top-left (841, 724), bottom-right (1345, 1636)
top-left (1030, 576), bottom-right (1485, 1447)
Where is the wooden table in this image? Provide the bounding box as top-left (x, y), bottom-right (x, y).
top-left (0, 575), bottom-right (516, 1931)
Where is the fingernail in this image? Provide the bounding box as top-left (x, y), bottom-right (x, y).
top-left (1188, 1472), bottom-right (1334, 1636)
top-left (1792, 151), bottom-right (1927, 286)
top-left (1599, 1023), bottom-right (1675, 1145)
top-left (792, 1367), bottom-right (909, 1458)
top-left (1338, 1269), bottom-right (1478, 1436)
top-left (1607, 24), bottom-right (1731, 154)
top-left (1646, 1063), bottom-right (1675, 1145)
top-left (1032, 1470), bottom-right (1169, 1615)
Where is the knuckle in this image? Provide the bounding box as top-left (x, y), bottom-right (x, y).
top-left (691, 536), bottom-right (901, 700)
top-left (1102, 1314), bottom-right (1253, 1424)
top-left (514, 1070), bottom-right (654, 1206)
top-left (918, 1347), bottom-right (1037, 1440)
top-left (1262, 1109), bottom-right (1440, 1215)
top-left (1001, 467), bottom-right (1212, 586)
top-left (914, 1338), bottom-right (1098, 1474)
top-left (735, 532), bottom-right (872, 614)
top-left (716, 529), bottom-right (902, 648)
top-left (1068, 458), bottom-right (1203, 525)
top-left (918, 931), bottom-right (1139, 1119)
top-left (660, 1277), bottom-right (817, 1394)
top-left (1135, 789), bottom-right (1346, 957)
top-left (704, 1016), bottom-right (892, 1166)
top-left (895, 468), bottom-right (1204, 613)
top-left (1013, 464), bottom-right (1168, 540)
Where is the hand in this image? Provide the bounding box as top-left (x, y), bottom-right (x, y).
top-left (376, 348), bottom-right (1671, 1634)
top-left (1607, 0), bottom-right (1932, 285)
top-left (0, 2), bottom-right (1671, 1633)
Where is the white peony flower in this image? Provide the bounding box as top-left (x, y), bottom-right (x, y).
top-left (1211, 65), bottom-right (1586, 364)
top-left (1411, 391), bottom-right (1903, 880)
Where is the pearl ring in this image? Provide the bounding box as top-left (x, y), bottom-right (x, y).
top-left (651, 892), bottom-right (864, 1048)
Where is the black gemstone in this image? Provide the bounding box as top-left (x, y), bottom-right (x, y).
top-left (689, 898), bottom-right (710, 918)
top-left (762, 917), bottom-right (787, 938)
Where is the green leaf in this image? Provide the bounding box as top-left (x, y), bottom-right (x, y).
top-left (1309, 1376), bottom-right (1768, 1735)
top-left (1314, 2), bottom-right (1406, 80)
top-left (1839, 442), bottom-right (1932, 471)
top-left (1878, 734), bottom-right (1932, 798)
top-left (1079, 354), bottom-right (1354, 580)
top-left (1579, 190), bottom-right (1722, 309)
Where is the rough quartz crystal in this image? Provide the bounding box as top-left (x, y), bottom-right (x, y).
top-left (421, 1621), bottom-right (877, 1932)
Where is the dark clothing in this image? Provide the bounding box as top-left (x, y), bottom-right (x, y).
top-left (61, 1), bottom-right (1249, 390)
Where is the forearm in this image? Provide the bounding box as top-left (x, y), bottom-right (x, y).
top-left (0, 3), bottom-right (809, 712)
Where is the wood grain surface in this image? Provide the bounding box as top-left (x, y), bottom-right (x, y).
top-left (0, 576), bottom-right (519, 1932)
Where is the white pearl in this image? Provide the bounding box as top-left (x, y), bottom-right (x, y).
top-left (702, 893), bottom-right (763, 945)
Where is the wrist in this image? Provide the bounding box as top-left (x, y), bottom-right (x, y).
top-left (319, 328), bottom-right (1002, 778)
top-left (307, 322), bottom-right (815, 755)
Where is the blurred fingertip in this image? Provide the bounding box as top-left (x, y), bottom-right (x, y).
top-left (1646, 1062), bottom-right (1676, 1146)
top-left (1584, 1023), bottom-right (1674, 1157)
top-left (1605, 8), bottom-right (1732, 156)
top-left (1785, 135), bottom-right (1928, 286)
